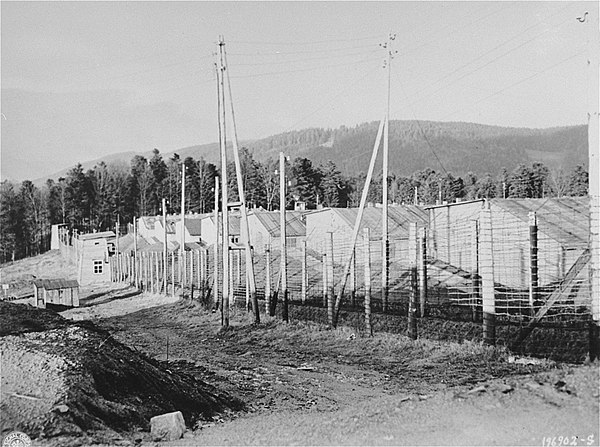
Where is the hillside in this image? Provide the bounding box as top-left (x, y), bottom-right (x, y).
top-left (242, 121), bottom-right (588, 176)
top-left (36, 121), bottom-right (587, 182)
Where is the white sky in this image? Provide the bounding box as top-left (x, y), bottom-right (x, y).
top-left (1, 1), bottom-right (596, 181)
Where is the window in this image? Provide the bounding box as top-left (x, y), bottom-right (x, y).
top-left (93, 260), bottom-right (103, 274)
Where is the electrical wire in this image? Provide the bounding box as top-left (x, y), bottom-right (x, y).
top-left (279, 65), bottom-right (381, 134)
top-left (230, 55), bottom-right (380, 80)
top-left (229, 44), bottom-right (378, 57)
top-left (229, 49), bottom-right (377, 66)
top-left (227, 35), bottom-right (381, 46)
top-left (439, 50), bottom-right (584, 122)
top-left (402, 8), bottom-right (574, 109)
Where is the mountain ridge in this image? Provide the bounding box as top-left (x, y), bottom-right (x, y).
top-left (33, 120), bottom-right (588, 183)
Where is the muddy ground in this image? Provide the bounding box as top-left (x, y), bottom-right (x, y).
top-left (1, 251), bottom-right (599, 446)
top-left (98, 297), bottom-right (598, 446)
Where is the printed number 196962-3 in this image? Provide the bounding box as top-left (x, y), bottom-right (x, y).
top-left (542, 435), bottom-right (596, 446)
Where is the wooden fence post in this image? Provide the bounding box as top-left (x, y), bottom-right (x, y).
top-left (265, 245), bottom-right (271, 313)
top-left (327, 232), bottom-right (335, 327)
top-left (301, 240), bottom-right (307, 304)
top-left (419, 227), bottom-right (427, 317)
top-left (229, 249), bottom-right (234, 305)
top-left (171, 251), bottom-right (176, 297)
top-left (322, 252), bottom-right (327, 307)
top-left (350, 247), bottom-right (356, 308)
top-left (156, 252), bottom-right (161, 293)
top-left (236, 250), bottom-right (242, 290)
top-left (140, 253), bottom-right (144, 290)
top-left (363, 228), bottom-right (372, 336)
top-left (150, 252), bottom-right (155, 293)
top-left (196, 250), bottom-right (204, 290)
top-left (470, 220), bottom-right (481, 321)
top-left (480, 204), bottom-right (496, 345)
top-left (408, 223), bottom-right (418, 339)
top-left (529, 211), bottom-right (539, 311)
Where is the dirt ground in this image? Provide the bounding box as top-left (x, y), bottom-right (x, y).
top-left (2, 251), bottom-right (599, 446)
top-left (98, 298), bottom-right (599, 446)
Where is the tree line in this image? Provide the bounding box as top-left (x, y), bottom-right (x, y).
top-left (0, 147), bottom-right (589, 263)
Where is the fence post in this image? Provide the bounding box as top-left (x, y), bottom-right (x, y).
top-left (470, 220), bottom-right (481, 321)
top-left (419, 227), bottom-right (427, 318)
top-left (157, 252), bottom-right (161, 293)
top-left (408, 223), bottom-right (418, 339)
top-left (196, 250), bottom-right (204, 290)
top-left (327, 232), bottom-right (335, 327)
top-left (139, 253), bottom-right (143, 289)
top-left (265, 245), bottom-right (271, 313)
top-left (150, 252), bottom-right (154, 293)
top-left (363, 228), bottom-right (372, 336)
top-left (350, 247), bottom-right (356, 308)
top-left (480, 204), bottom-right (496, 345)
top-left (322, 252), bottom-right (327, 307)
top-left (140, 253), bottom-right (144, 290)
top-left (301, 240), bottom-right (307, 304)
top-left (148, 252), bottom-right (155, 293)
top-left (236, 250), bottom-right (242, 290)
top-left (558, 245), bottom-right (566, 278)
top-left (529, 211), bottom-right (539, 311)
top-left (171, 251), bottom-right (176, 297)
top-left (229, 249), bottom-right (234, 305)
top-left (156, 252), bottom-right (160, 293)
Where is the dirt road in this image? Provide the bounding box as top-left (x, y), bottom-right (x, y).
top-left (96, 298), bottom-right (599, 446)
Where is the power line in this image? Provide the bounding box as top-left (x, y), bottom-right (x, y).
top-left (279, 65), bottom-right (381, 133)
top-left (401, 7), bottom-right (574, 109)
top-left (397, 3), bottom-right (511, 58)
top-left (227, 35), bottom-right (381, 46)
top-left (439, 50), bottom-right (585, 121)
top-left (230, 55), bottom-right (380, 80)
top-left (229, 44), bottom-right (378, 56)
top-left (229, 49), bottom-right (377, 66)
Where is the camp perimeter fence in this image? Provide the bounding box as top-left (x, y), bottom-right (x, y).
top-left (107, 205), bottom-right (596, 363)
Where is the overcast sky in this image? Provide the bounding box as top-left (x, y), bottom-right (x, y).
top-left (1, 1), bottom-right (596, 181)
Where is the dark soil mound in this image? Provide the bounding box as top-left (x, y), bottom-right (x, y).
top-left (0, 302), bottom-right (245, 445)
top-left (0, 300), bottom-right (75, 335)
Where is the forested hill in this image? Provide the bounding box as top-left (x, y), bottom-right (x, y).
top-left (241, 121), bottom-right (587, 177)
top-left (38, 120), bottom-right (587, 182)
top-left (177, 121), bottom-right (587, 177)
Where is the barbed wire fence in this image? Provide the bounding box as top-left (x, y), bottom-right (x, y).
top-left (106, 200), bottom-right (594, 362)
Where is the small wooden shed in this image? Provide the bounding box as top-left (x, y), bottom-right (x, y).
top-left (32, 279), bottom-right (80, 308)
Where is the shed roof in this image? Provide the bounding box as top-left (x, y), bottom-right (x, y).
top-left (33, 279), bottom-right (79, 290)
top-left (206, 215), bottom-right (241, 234)
top-left (251, 211), bottom-right (306, 238)
top-left (490, 197), bottom-right (589, 245)
top-left (79, 231), bottom-right (115, 241)
top-left (185, 218), bottom-right (203, 236)
top-left (139, 216), bottom-right (157, 230)
top-left (314, 206), bottom-right (428, 239)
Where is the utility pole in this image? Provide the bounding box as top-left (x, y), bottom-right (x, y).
top-left (213, 177), bottom-right (220, 310)
top-left (222, 42), bottom-right (260, 323)
top-left (582, 8), bottom-right (600, 359)
top-left (162, 198), bottom-right (168, 293)
top-left (218, 35), bottom-right (231, 328)
top-left (381, 32), bottom-right (396, 313)
top-left (280, 152), bottom-right (288, 322)
top-left (180, 163), bottom-right (186, 289)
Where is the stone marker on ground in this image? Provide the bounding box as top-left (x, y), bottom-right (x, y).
top-left (150, 411), bottom-right (185, 441)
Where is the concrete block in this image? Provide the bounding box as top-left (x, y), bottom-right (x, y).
top-left (150, 411), bottom-right (185, 441)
